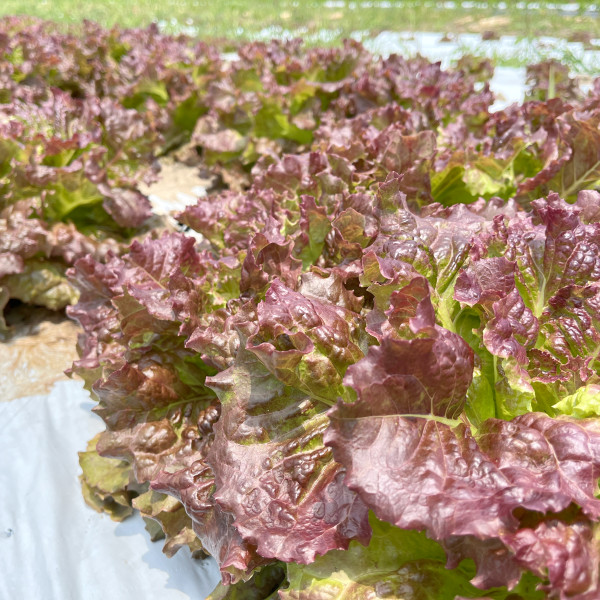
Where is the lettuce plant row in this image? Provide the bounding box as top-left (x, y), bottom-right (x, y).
top-left (1, 18), bottom-right (598, 328)
top-left (0, 89), bottom-right (161, 327)
top-left (70, 59), bottom-right (600, 600)
top-left (2, 17), bottom-right (600, 600)
top-left (69, 176), bottom-right (600, 598)
top-left (1, 17), bottom-right (498, 328)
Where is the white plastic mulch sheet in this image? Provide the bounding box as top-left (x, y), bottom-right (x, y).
top-left (0, 380), bottom-right (220, 600)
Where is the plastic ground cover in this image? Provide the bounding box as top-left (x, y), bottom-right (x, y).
top-left (0, 380), bottom-right (220, 600)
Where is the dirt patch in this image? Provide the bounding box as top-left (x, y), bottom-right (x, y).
top-left (0, 306), bottom-right (80, 402)
top-left (454, 16), bottom-right (475, 26)
top-left (469, 16), bottom-right (511, 32)
top-left (139, 157), bottom-right (214, 215)
top-left (1, 158), bottom-right (212, 403)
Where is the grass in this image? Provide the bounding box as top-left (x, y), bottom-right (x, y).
top-left (469, 45), bottom-right (599, 74)
top-left (1, 0), bottom-right (599, 41)
top-left (0, 1), bottom-right (599, 69)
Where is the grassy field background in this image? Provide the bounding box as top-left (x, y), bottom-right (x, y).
top-left (1, 0), bottom-right (599, 41)
top-left (1, 1), bottom-right (599, 71)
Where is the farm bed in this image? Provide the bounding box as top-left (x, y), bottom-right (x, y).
top-left (0, 381), bottom-right (220, 599)
top-left (3, 16), bottom-right (600, 600)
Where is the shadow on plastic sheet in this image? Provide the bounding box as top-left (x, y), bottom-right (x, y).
top-left (114, 511), bottom-right (220, 599)
top-left (78, 387), bottom-right (220, 598)
top-left (79, 399), bottom-right (96, 413)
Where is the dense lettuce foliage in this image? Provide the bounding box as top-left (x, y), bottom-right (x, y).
top-left (0, 18), bottom-right (491, 327)
top-left (68, 51), bottom-right (600, 600)
top-left (3, 17), bottom-right (600, 326)
top-left (70, 181), bottom-right (600, 598)
top-left (4, 16), bottom-right (600, 600)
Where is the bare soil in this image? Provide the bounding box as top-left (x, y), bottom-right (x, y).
top-left (2, 158), bottom-right (210, 402)
top-left (139, 157), bottom-right (214, 210)
top-left (0, 306), bottom-right (80, 402)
